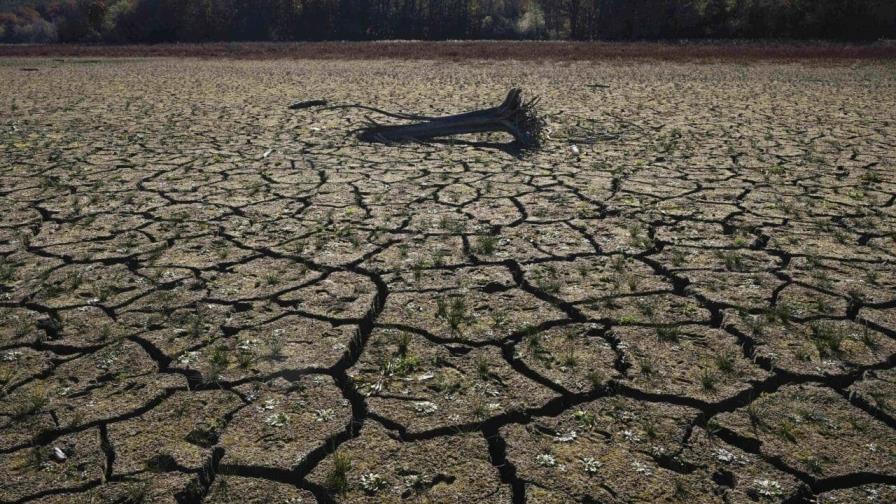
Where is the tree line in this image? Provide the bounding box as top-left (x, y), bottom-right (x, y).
top-left (1, 0), bottom-right (893, 43)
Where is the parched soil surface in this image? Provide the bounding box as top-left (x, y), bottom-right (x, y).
top-left (0, 58), bottom-right (895, 503)
top-left (3, 41), bottom-right (896, 61)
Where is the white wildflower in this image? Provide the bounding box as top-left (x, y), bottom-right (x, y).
top-left (359, 473), bottom-right (387, 493)
top-left (96, 353), bottom-right (117, 370)
top-left (178, 351), bottom-right (199, 365)
top-left (237, 339), bottom-right (259, 351)
top-left (313, 409), bottom-right (334, 422)
top-left (631, 461), bottom-right (652, 476)
top-left (555, 430), bottom-right (577, 443)
top-left (2, 351), bottom-right (22, 362)
top-left (581, 457), bottom-right (601, 475)
top-left (265, 412), bottom-right (288, 427)
top-left (413, 401), bottom-right (438, 415)
top-left (714, 447), bottom-right (737, 463)
top-left (536, 454), bottom-right (556, 468)
top-left (754, 479), bottom-right (783, 498)
top-left (403, 474), bottom-right (424, 490)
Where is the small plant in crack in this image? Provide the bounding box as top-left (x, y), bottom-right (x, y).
top-left (610, 255), bottom-right (627, 273)
top-left (699, 369), bottom-right (718, 392)
top-left (43, 282), bottom-right (64, 299)
top-left (534, 265), bottom-right (562, 294)
top-left (12, 386), bottom-right (49, 419)
top-left (673, 478), bottom-right (690, 499)
top-left (526, 331), bottom-right (544, 355)
top-left (794, 344), bottom-right (814, 362)
top-left (635, 298), bottom-right (654, 317)
top-left (714, 351), bottom-right (736, 374)
top-left (290, 239), bottom-right (306, 255)
top-left (763, 303), bottom-right (793, 325)
top-left (381, 353), bottom-right (420, 378)
top-left (717, 250), bottom-right (745, 272)
top-left (574, 410), bottom-right (598, 431)
top-left (99, 324), bottom-right (113, 342)
top-left (412, 260), bottom-right (425, 283)
top-left (14, 317), bottom-right (31, 339)
top-left (435, 296), bottom-right (469, 334)
top-left (574, 261), bottom-right (591, 278)
top-left (123, 233), bottom-right (138, 250)
top-left (179, 313), bottom-right (204, 339)
top-left (395, 331), bottom-right (411, 357)
top-left (0, 257), bottom-right (17, 283)
top-left (642, 418), bottom-right (658, 439)
top-left (91, 283), bottom-right (112, 304)
top-left (428, 370), bottom-right (463, 395)
top-left (561, 344), bottom-right (578, 368)
top-left (627, 223), bottom-right (652, 248)
top-left (775, 419), bottom-right (799, 443)
top-left (431, 248), bottom-right (449, 267)
top-left (733, 234), bottom-right (750, 248)
top-left (264, 273), bottom-right (281, 286)
top-left (207, 344), bottom-right (229, 382)
top-left (810, 268), bottom-right (834, 290)
top-left (857, 323), bottom-right (877, 350)
top-left (438, 215), bottom-right (466, 234)
top-left (670, 248), bottom-right (686, 267)
top-left (705, 417), bottom-right (722, 437)
top-left (745, 400), bottom-right (768, 433)
top-left (809, 322), bottom-right (844, 358)
top-left (236, 347), bottom-right (255, 369)
top-left (473, 233), bottom-right (498, 255)
top-left (65, 271), bottom-right (83, 291)
top-left (120, 482), bottom-right (148, 503)
top-left (265, 329), bottom-right (286, 360)
top-left (325, 451), bottom-right (352, 494)
top-left (625, 273), bottom-right (639, 292)
top-left (860, 171), bottom-right (881, 186)
top-left (0, 366), bottom-right (18, 393)
top-left (475, 354), bottom-right (491, 380)
top-left (637, 355), bottom-right (656, 378)
top-left (798, 454), bottom-right (825, 474)
top-left (491, 310), bottom-right (509, 330)
top-left (588, 369), bottom-right (605, 389)
top-left (656, 325), bottom-right (680, 343)
top-left (471, 397), bottom-right (488, 420)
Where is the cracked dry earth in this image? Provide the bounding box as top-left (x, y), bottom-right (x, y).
top-left (1, 57), bottom-right (895, 504)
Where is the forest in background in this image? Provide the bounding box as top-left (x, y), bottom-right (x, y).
top-left (1, 0), bottom-right (894, 43)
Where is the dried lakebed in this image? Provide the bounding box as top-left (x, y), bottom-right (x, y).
top-left (0, 58), bottom-right (894, 503)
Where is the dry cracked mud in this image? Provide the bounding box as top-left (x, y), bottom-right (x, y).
top-left (0, 58), bottom-right (894, 503)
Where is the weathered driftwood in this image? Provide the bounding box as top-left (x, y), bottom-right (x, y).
top-left (357, 88), bottom-right (546, 149)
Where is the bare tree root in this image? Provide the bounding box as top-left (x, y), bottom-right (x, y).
top-left (356, 88), bottom-right (547, 149)
top-left (289, 89), bottom-right (547, 150)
